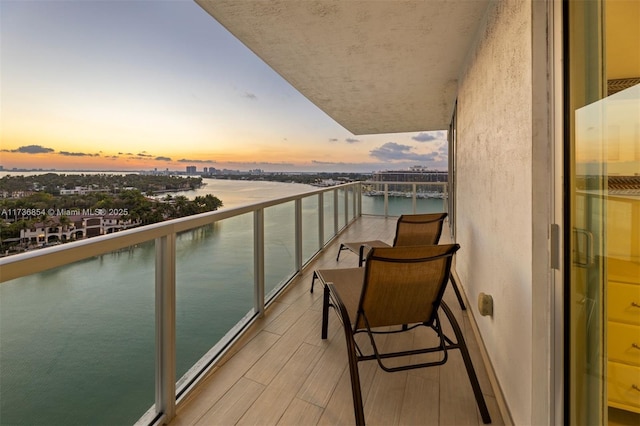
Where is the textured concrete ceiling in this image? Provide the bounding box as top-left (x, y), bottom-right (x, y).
top-left (195, 0), bottom-right (489, 135)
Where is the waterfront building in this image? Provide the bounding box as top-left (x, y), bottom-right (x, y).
top-left (19, 214), bottom-right (141, 247)
top-left (186, 166), bottom-right (197, 174)
top-left (311, 178), bottom-right (339, 187)
top-left (59, 186), bottom-right (108, 196)
top-left (372, 167), bottom-right (448, 184)
top-left (369, 167), bottom-right (448, 198)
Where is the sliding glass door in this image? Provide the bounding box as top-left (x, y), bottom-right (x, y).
top-left (566, 1), bottom-right (640, 424)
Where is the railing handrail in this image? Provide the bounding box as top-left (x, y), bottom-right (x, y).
top-left (361, 180), bottom-right (447, 186)
top-left (0, 182), bottom-right (359, 283)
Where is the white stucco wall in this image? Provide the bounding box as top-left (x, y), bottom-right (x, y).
top-left (455, 1), bottom-right (534, 424)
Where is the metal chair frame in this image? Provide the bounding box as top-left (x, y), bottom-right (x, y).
top-left (316, 245), bottom-right (491, 426)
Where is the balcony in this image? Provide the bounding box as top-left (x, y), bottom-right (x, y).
top-left (0, 182), bottom-right (503, 425)
top-left (169, 215), bottom-right (504, 426)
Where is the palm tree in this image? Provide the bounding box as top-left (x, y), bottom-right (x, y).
top-left (58, 215), bottom-right (72, 241)
top-left (194, 194), bottom-right (223, 212)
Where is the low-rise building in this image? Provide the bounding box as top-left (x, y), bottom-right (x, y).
top-left (59, 186), bottom-right (108, 195)
top-left (20, 215), bottom-right (141, 247)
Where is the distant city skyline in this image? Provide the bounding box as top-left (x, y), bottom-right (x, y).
top-left (0, 0), bottom-right (449, 173)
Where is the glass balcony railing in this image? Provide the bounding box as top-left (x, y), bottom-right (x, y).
top-left (361, 181), bottom-right (448, 216)
top-left (174, 215), bottom-right (255, 391)
top-left (0, 242), bottom-right (157, 426)
top-left (0, 181), bottom-right (447, 425)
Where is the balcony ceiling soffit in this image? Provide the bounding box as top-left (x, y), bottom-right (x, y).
top-left (195, 0), bottom-right (489, 135)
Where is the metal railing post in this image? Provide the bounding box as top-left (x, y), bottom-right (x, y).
top-left (318, 192), bottom-right (325, 249)
top-left (155, 234), bottom-right (176, 422)
top-left (384, 183), bottom-right (389, 217)
top-left (412, 183), bottom-right (417, 213)
top-left (351, 185), bottom-right (357, 220)
top-left (254, 209), bottom-right (265, 317)
top-left (444, 183), bottom-right (449, 214)
top-left (295, 199), bottom-right (302, 273)
top-left (344, 186), bottom-right (349, 226)
top-left (357, 183), bottom-right (362, 217)
top-left (333, 189), bottom-right (339, 235)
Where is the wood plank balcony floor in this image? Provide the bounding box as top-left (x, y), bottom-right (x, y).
top-left (170, 215), bottom-right (504, 426)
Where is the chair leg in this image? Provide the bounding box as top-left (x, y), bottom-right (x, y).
top-left (321, 285), bottom-right (330, 339)
top-left (358, 245), bottom-right (366, 267)
top-left (336, 243), bottom-right (346, 261)
top-left (311, 271), bottom-right (318, 293)
top-left (440, 302), bottom-right (492, 424)
top-left (450, 274), bottom-right (467, 310)
top-left (328, 284), bottom-right (365, 425)
top-left (345, 330), bottom-right (365, 426)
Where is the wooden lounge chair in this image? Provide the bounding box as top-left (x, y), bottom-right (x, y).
top-left (315, 244), bottom-right (491, 426)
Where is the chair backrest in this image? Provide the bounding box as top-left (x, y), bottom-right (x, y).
top-left (355, 244), bottom-right (460, 330)
top-left (392, 213), bottom-right (448, 247)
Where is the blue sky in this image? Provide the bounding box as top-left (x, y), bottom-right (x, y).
top-left (0, 0), bottom-right (448, 172)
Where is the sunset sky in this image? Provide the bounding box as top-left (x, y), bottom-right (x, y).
top-left (0, 0), bottom-right (448, 173)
